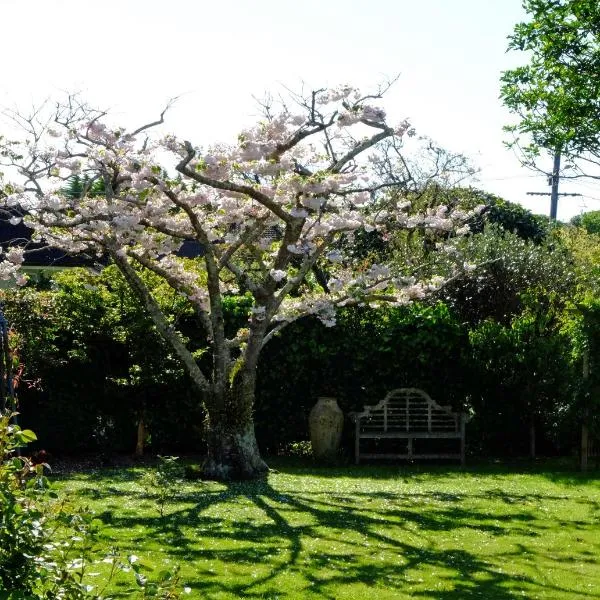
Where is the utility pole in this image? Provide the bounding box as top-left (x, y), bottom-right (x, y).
top-left (526, 150), bottom-right (581, 221)
top-left (550, 150), bottom-right (561, 220)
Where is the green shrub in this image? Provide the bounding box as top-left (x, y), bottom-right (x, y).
top-left (0, 413), bottom-right (189, 598)
top-left (142, 456), bottom-right (185, 517)
top-left (0, 411), bottom-right (97, 597)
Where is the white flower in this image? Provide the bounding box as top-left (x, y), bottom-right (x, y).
top-left (129, 554), bottom-right (139, 564)
top-left (251, 306), bottom-right (266, 321)
top-left (6, 248), bottom-right (24, 265)
top-left (326, 250), bottom-right (342, 263)
top-left (301, 197), bottom-right (325, 211)
top-left (9, 216), bottom-right (22, 226)
top-left (269, 269), bottom-right (287, 282)
top-left (361, 105), bottom-right (386, 123)
top-left (184, 587), bottom-right (192, 594)
top-left (328, 278), bottom-right (344, 292)
top-left (290, 207), bottom-right (308, 218)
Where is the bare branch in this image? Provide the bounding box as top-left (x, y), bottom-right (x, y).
top-left (330, 126), bottom-right (395, 174)
top-left (131, 96), bottom-right (179, 136)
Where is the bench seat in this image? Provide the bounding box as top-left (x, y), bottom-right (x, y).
top-left (351, 388), bottom-right (466, 465)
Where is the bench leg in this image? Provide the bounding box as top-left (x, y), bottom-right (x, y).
top-left (408, 438), bottom-right (413, 459)
top-left (355, 422), bottom-right (360, 465)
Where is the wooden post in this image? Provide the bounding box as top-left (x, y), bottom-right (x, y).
top-left (355, 419), bottom-right (360, 465)
top-left (581, 348), bottom-right (590, 472)
top-left (530, 419), bottom-right (536, 460)
top-left (460, 413), bottom-right (466, 467)
top-left (135, 418), bottom-right (146, 457)
top-left (581, 424), bottom-right (589, 473)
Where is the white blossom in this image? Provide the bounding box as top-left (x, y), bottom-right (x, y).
top-left (269, 269), bottom-right (287, 282)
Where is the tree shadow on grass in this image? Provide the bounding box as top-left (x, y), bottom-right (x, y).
top-left (84, 475), bottom-right (600, 599)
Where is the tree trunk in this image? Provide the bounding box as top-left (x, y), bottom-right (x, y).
top-left (203, 418), bottom-right (268, 480)
top-left (529, 418), bottom-right (536, 460)
top-left (201, 381), bottom-right (269, 480)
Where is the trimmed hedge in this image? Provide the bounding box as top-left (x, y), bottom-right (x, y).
top-left (2, 268), bottom-right (584, 459)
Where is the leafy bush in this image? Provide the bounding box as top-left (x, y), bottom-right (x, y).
top-left (0, 411), bottom-right (98, 597)
top-left (0, 413), bottom-right (189, 598)
top-left (2, 267), bottom-right (205, 455)
top-left (468, 291), bottom-right (576, 455)
top-left (434, 225), bottom-right (575, 325)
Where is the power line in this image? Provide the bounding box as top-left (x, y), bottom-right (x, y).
top-left (526, 151), bottom-right (582, 220)
top-left (526, 191), bottom-right (582, 197)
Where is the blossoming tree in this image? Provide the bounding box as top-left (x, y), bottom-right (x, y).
top-left (0, 85), bottom-right (480, 479)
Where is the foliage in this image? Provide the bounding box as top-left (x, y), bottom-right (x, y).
top-left (556, 224), bottom-right (600, 293)
top-left (468, 291), bottom-right (575, 454)
top-left (473, 193), bottom-right (550, 243)
top-left (571, 209), bottom-right (600, 235)
top-left (63, 174), bottom-right (106, 200)
top-left (434, 225), bottom-right (575, 325)
top-left (1, 266), bottom-right (204, 455)
top-left (410, 186), bottom-right (550, 242)
top-left (0, 411), bottom-right (98, 598)
top-left (141, 456), bottom-right (185, 518)
top-left (501, 0), bottom-right (600, 174)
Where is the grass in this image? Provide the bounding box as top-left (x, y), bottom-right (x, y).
top-left (54, 460), bottom-right (600, 599)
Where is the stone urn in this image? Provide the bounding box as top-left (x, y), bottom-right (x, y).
top-left (309, 397), bottom-right (343, 460)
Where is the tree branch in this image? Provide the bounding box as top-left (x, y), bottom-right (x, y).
top-left (110, 249), bottom-right (211, 395)
top-left (330, 126), bottom-right (395, 174)
top-left (176, 141), bottom-right (293, 224)
top-left (128, 249), bottom-right (214, 340)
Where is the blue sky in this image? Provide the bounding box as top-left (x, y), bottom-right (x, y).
top-left (1, 0), bottom-right (598, 220)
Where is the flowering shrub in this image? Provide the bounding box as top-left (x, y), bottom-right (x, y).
top-left (0, 412), bottom-right (190, 598)
top-left (0, 411), bottom-right (96, 597)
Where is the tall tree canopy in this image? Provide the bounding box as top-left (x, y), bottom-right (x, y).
top-left (501, 0), bottom-right (600, 178)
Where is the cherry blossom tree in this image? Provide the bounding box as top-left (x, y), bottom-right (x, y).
top-left (0, 84), bottom-right (481, 479)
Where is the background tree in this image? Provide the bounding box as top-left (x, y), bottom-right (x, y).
top-left (501, 0), bottom-right (600, 181)
top-left (431, 225), bottom-right (574, 325)
top-left (571, 210), bottom-right (600, 235)
top-left (0, 86), bottom-right (481, 480)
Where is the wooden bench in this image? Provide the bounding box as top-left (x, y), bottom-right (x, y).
top-left (352, 388), bottom-right (466, 465)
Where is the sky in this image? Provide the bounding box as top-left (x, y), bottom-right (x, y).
top-left (1, 0), bottom-right (598, 221)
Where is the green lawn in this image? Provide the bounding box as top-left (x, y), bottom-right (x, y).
top-left (55, 461), bottom-right (600, 599)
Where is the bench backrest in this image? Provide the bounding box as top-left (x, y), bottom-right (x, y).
top-left (354, 388), bottom-right (459, 434)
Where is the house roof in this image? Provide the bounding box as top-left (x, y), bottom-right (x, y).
top-left (0, 208), bottom-right (204, 267)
